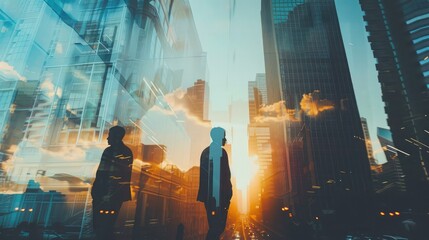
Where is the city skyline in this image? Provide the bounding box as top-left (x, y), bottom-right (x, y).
top-left (189, 0), bottom-right (389, 165)
top-left (0, 0), bottom-right (428, 239)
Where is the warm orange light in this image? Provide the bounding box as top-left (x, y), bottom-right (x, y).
top-left (389, 212), bottom-right (394, 217)
top-left (288, 213), bottom-right (293, 218)
top-left (380, 212), bottom-right (385, 216)
top-left (105, 211), bottom-right (109, 214)
top-left (315, 216), bottom-right (319, 220)
top-left (100, 210), bottom-right (104, 214)
top-left (211, 211), bottom-right (216, 216)
top-left (300, 91), bottom-right (335, 117)
top-left (111, 211), bottom-right (115, 214)
top-left (20, 209), bottom-right (25, 212)
top-left (284, 207), bottom-right (289, 211)
top-left (394, 211), bottom-right (400, 216)
top-left (29, 209), bottom-right (33, 212)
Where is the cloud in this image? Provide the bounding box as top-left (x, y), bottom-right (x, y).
top-left (255, 100), bottom-right (298, 123)
top-left (0, 61), bottom-right (26, 81)
top-left (72, 70), bottom-right (89, 82)
top-left (300, 90), bottom-right (335, 117)
top-left (253, 90), bottom-right (335, 123)
top-left (3, 139), bottom-right (105, 186)
top-left (151, 88), bottom-right (211, 127)
top-left (141, 88), bottom-right (212, 170)
top-left (40, 79), bottom-right (62, 99)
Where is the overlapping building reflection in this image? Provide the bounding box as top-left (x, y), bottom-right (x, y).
top-left (0, 0), bottom-right (216, 238)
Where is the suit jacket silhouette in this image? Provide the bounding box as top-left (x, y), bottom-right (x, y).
top-left (92, 143), bottom-right (133, 203)
top-left (197, 146), bottom-right (232, 208)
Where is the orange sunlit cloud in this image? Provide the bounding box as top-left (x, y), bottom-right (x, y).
top-left (255, 100), bottom-right (298, 123)
top-left (300, 90), bottom-right (335, 117)
top-left (254, 90), bottom-right (335, 123)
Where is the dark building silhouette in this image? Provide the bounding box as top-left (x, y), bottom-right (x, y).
top-left (261, 0), bottom-right (372, 230)
top-left (360, 0), bottom-right (429, 206)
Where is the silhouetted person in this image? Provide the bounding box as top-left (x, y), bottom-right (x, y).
top-left (91, 126), bottom-right (133, 240)
top-left (197, 127), bottom-right (233, 240)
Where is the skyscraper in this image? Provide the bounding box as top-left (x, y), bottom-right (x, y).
top-left (261, 0), bottom-right (372, 227)
top-left (360, 0), bottom-right (429, 204)
top-left (376, 127), bottom-right (406, 194)
top-left (248, 74), bottom-right (275, 220)
top-left (248, 81), bottom-right (262, 123)
top-left (0, 1), bottom-right (49, 181)
top-left (248, 74), bottom-right (267, 123)
top-left (361, 117), bottom-right (377, 167)
top-left (185, 79), bottom-right (209, 121)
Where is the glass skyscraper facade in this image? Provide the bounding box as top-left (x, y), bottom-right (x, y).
top-left (360, 0), bottom-right (429, 207)
top-left (261, 0), bottom-right (372, 227)
top-left (0, 0), bottom-right (208, 237)
top-left (0, 0), bottom-right (206, 185)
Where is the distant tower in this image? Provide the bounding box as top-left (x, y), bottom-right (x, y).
top-left (360, 117), bottom-right (377, 167)
top-left (376, 127), bottom-right (407, 194)
top-left (248, 74), bottom-right (273, 220)
top-left (186, 79), bottom-right (209, 121)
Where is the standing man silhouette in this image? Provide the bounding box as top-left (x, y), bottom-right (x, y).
top-left (92, 126), bottom-right (133, 240)
top-left (197, 127), bottom-right (233, 240)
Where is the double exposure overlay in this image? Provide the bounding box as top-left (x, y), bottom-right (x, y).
top-left (0, 0), bottom-right (428, 239)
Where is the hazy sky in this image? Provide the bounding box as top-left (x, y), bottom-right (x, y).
top-left (188, 0), bottom-right (389, 165)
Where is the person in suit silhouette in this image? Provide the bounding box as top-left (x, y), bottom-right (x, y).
top-left (91, 126), bottom-right (133, 240)
top-left (197, 127), bottom-right (233, 240)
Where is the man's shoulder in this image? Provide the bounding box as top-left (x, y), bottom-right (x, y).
top-left (103, 146), bottom-right (113, 154)
top-left (122, 144), bottom-right (133, 154)
top-left (200, 147), bottom-right (210, 159)
top-left (202, 146), bottom-right (210, 153)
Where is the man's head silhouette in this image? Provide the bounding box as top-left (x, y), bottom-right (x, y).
top-left (210, 127), bottom-right (226, 146)
top-left (107, 126), bottom-right (126, 146)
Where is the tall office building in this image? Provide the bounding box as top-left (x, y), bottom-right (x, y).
top-left (185, 79), bottom-right (208, 121)
top-left (248, 81), bottom-right (262, 123)
top-left (361, 117), bottom-right (377, 167)
top-left (248, 74), bottom-right (274, 219)
top-left (248, 73), bottom-right (268, 122)
top-left (254, 73), bottom-right (268, 107)
top-left (0, 1), bottom-right (50, 182)
top-left (261, 0), bottom-right (372, 225)
top-left (360, 0), bottom-right (429, 203)
top-left (376, 127), bottom-right (406, 194)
